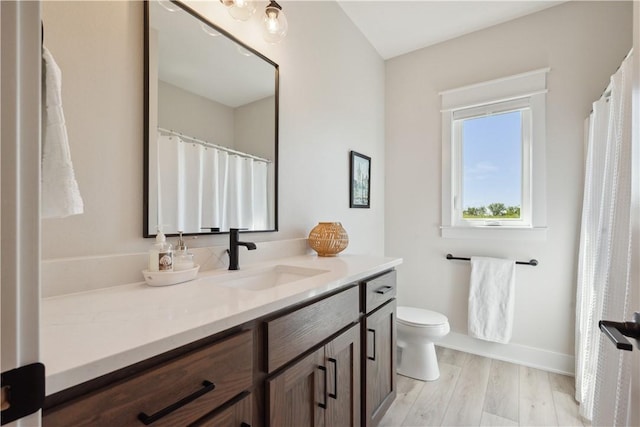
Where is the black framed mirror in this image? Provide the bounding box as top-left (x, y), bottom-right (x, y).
top-left (144, 0), bottom-right (279, 237)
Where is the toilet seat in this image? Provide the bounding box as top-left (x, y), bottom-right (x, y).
top-left (397, 306), bottom-right (448, 328)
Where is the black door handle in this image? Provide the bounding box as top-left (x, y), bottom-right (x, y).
top-left (599, 312), bottom-right (640, 351)
top-left (328, 358), bottom-right (338, 400)
top-left (137, 380), bottom-right (215, 425)
top-left (374, 285), bottom-right (393, 295)
top-left (367, 328), bottom-right (376, 361)
top-left (318, 366), bottom-right (327, 409)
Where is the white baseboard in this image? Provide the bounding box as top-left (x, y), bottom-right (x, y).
top-left (438, 331), bottom-right (575, 376)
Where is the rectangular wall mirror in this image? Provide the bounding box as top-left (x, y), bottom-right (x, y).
top-left (144, 0), bottom-right (279, 237)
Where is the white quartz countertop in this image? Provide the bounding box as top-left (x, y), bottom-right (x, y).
top-left (41, 254), bottom-right (401, 395)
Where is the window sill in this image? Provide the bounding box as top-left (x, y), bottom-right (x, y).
top-left (440, 226), bottom-right (547, 241)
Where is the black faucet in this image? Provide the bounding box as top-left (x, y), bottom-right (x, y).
top-left (228, 228), bottom-right (257, 270)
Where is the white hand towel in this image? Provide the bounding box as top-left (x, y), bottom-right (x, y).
top-left (41, 46), bottom-right (84, 218)
top-left (468, 256), bottom-right (516, 343)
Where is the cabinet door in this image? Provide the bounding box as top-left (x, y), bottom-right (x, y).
top-left (267, 347), bottom-right (326, 427)
top-left (196, 392), bottom-right (252, 427)
top-left (325, 324), bottom-right (360, 427)
top-left (364, 300), bottom-right (396, 427)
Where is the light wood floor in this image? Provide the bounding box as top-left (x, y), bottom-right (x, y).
top-left (380, 347), bottom-right (589, 427)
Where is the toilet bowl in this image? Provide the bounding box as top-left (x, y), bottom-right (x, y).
top-left (397, 306), bottom-right (450, 381)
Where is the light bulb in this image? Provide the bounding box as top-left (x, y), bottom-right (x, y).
top-left (262, 1), bottom-right (288, 44)
top-left (227, 0), bottom-right (256, 21)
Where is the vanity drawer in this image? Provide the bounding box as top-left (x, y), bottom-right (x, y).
top-left (364, 270), bottom-right (397, 314)
top-left (44, 330), bottom-right (253, 427)
top-left (265, 285), bottom-right (359, 373)
top-left (194, 391), bottom-right (252, 427)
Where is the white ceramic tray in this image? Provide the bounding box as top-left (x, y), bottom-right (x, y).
top-left (142, 265), bottom-right (200, 287)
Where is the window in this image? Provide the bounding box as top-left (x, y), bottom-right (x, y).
top-left (454, 99), bottom-right (531, 227)
top-left (441, 69), bottom-right (548, 240)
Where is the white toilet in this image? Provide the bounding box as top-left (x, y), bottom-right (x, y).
top-left (397, 306), bottom-right (450, 381)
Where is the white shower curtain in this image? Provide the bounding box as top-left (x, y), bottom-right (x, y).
top-left (225, 155), bottom-right (270, 230)
top-left (575, 51), bottom-right (633, 425)
top-left (157, 135), bottom-right (203, 232)
top-left (156, 134), bottom-right (271, 233)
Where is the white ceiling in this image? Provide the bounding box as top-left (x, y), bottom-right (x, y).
top-left (337, 1), bottom-right (567, 59)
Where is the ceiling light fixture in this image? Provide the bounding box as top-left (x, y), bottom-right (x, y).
top-left (157, 0), bottom-right (181, 12)
top-left (237, 45), bottom-right (254, 57)
top-left (200, 22), bottom-right (221, 37)
top-left (262, 1), bottom-right (288, 44)
top-left (220, 0), bottom-right (256, 22)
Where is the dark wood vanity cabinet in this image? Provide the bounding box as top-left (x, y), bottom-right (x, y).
top-left (264, 286), bottom-right (360, 374)
top-left (267, 347), bottom-right (326, 426)
top-left (265, 286), bottom-right (361, 427)
top-left (43, 269), bottom-right (397, 427)
top-left (264, 270), bottom-right (397, 427)
top-left (267, 324), bottom-right (360, 427)
top-left (194, 392), bottom-right (253, 427)
top-left (361, 271), bottom-right (397, 427)
top-left (325, 324), bottom-right (361, 427)
top-left (43, 330), bottom-right (254, 427)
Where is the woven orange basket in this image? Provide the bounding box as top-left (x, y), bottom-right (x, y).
top-left (308, 222), bottom-right (349, 257)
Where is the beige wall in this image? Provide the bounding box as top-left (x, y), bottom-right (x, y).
top-left (42, 1), bottom-right (143, 259)
top-left (41, 1), bottom-right (385, 260)
top-left (158, 81), bottom-right (235, 148)
top-left (385, 1), bottom-right (633, 371)
top-left (235, 96), bottom-right (276, 161)
top-left (158, 82), bottom-right (275, 159)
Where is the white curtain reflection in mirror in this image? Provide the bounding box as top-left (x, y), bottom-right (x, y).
top-left (155, 134), bottom-right (272, 233)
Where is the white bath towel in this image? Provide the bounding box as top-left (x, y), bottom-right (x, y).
top-left (41, 46), bottom-right (84, 218)
top-left (468, 256), bottom-right (516, 343)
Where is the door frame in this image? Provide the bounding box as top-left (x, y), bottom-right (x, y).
top-left (1, 1), bottom-right (43, 425)
top-left (630, 2), bottom-right (640, 425)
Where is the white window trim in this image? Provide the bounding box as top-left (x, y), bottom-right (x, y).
top-left (441, 69), bottom-right (549, 240)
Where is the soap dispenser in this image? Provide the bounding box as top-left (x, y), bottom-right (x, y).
top-left (173, 231), bottom-right (194, 271)
top-left (148, 229), bottom-right (173, 272)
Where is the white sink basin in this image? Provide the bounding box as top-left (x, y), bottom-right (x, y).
top-left (207, 265), bottom-right (330, 291)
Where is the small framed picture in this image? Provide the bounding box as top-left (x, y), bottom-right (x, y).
top-left (350, 151), bottom-right (371, 208)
